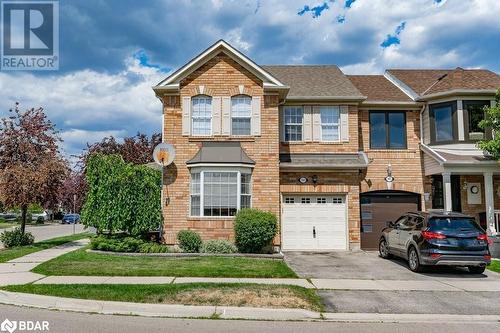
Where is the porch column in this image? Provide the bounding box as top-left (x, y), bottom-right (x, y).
top-left (484, 172), bottom-right (496, 234)
top-left (442, 172), bottom-right (452, 212)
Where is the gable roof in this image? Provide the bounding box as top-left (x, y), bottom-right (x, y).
top-left (153, 40), bottom-right (287, 91)
top-left (262, 65), bottom-right (365, 100)
top-left (386, 68), bottom-right (500, 100)
top-left (347, 75), bottom-right (413, 103)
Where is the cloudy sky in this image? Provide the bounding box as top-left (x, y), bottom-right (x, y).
top-left (1, 0), bottom-right (499, 158)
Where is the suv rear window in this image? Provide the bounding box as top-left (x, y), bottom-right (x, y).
top-left (428, 217), bottom-right (482, 232)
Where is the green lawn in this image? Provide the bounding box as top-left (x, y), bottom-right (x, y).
top-left (487, 260), bottom-right (500, 273)
top-left (0, 233), bottom-right (91, 263)
top-left (2, 283), bottom-right (322, 311)
top-left (0, 222), bottom-right (17, 229)
top-left (32, 249), bottom-right (297, 278)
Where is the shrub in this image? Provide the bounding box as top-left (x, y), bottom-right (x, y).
top-left (234, 208), bottom-right (277, 253)
top-left (139, 242), bottom-right (170, 253)
top-left (0, 228), bottom-right (35, 248)
top-left (82, 154), bottom-right (161, 236)
top-left (200, 239), bottom-right (237, 254)
top-left (90, 235), bottom-right (169, 253)
top-left (177, 230), bottom-right (202, 253)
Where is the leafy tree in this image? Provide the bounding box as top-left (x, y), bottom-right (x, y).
top-left (478, 89), bottom-right (500, 160)
top-left (82, 153), bottom-right (161, 236)
top-left (58, 171), bottom-right (86, 213)
top-left (0, 103), bottom-right (68, 233)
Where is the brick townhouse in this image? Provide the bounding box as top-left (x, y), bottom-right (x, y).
top-left (153, 40), bottom-right (500, 252)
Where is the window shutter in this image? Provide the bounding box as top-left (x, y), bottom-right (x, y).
top-left (212, 97), bottom-right (222, 135)
top-left (312, 106), bottom-right (321, 141)
top-left (221, 97), bottom-right (231, 135)
top-left (340, 105), bottom-right (349, 142)
top-left (279, 106), bottom-right (285, 142)
top-left (251, 96), bottom-right (261, 136)
top-left (303, 106), bottom-right (312, 141)
top-left (182, 96), bottom-right (191, 136)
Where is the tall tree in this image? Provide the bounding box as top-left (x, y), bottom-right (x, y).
top-left (58, 171), bottom-right (86, 213)
top-left (478, 89), bottom-right (500, 160)
top-left (0, 103), bottom-right (68, 233)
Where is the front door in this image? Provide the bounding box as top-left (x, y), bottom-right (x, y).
top-left (360, 191), bottom-right (420, 250)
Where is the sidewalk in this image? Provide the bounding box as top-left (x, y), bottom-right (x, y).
top-left (0, 290), bottom-right (499, 323)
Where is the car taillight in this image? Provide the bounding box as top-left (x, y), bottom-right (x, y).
top-left (484, 255), bottom-right (491, 260)
top-left (477, 234), bottom-right (492, 244)
top-left (421, 231), bottom-right (446, 240)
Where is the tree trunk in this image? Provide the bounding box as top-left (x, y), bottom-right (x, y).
top-left (20, 205), bottom-right (28, 234)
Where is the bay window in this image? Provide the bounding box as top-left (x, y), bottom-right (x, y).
top-left (284, 106), bottom-right (303, 141)
top-left (191, 95), bottom-right (212, 135)
top-left (464, 100), bottom-right (490, 141)
top-left (190, 170), bottom-right (252, 217)
top-left (231, 95), bottom-right (252, 135)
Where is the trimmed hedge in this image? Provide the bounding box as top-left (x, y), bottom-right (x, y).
top-left (234, 208), bottom-right (277, 253)
top-left (177, 230), bottom-right (202, 253)
top-left (200, 239), bottom-right (237, 254)
top-left (90, 235), bottom-right (169, 253)
top-left (0, 227), bottom-right (35, 248)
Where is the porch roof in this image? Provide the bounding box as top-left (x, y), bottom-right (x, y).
top-left (279, 152), bottom-right (369, 170)
top-left (186, 142), bottom-right (255, 166)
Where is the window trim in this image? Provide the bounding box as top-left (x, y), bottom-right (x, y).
top-left (429, 101), bottom-right (458, 145)
top-left (319, 106), bottom-right (340, 143)
top-left (231, 95), bottom-right (252, 136)
top-left (191, 95), bottom-right (212, 136)
top-left (369, 111), bottom-right (407, 150)
top-left (189, 167), bottom-right (252, 218)
top-left (463, 100), bottom-right (493, 142)
top-left (283, 106), bottom-right (304, 142)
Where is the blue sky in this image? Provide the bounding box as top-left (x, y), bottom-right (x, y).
top-left (1, 0), bottom-right (499, 158)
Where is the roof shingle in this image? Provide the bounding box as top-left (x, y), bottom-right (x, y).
top-left (347, 75), bottom-right (412, 102)
top-left (262, 65), bottom-right (364, 99)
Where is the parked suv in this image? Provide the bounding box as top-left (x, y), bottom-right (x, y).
top-left (379, 211), bottom-right (491, 273)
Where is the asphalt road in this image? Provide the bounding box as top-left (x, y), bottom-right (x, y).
top-left (0, 304), bottom-right (498, 333)
top-left (0, 223), bottom-right (87, 248)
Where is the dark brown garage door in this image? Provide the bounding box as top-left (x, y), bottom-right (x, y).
top-left (360, 191), bottom-right (420, 250)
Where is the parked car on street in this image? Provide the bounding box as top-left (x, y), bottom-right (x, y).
top-left (61, 214), bottom-right (81, 224)
top-left (31, 211), bottom-right (49, 221)
top-left (379, 211), bottom-right (491, 274)
top-left (0, 212), bottom-right (18, 221)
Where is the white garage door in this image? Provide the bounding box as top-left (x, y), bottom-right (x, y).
top-left (281, 195), bottom-right (347, 251)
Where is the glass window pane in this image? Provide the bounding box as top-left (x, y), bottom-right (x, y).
top-left (465, 101), bottom-right (489, 140)
top-left (203, 171), bottom-right (238, 217)
top-left (370, 112), bottom-right (387, 148)
top-left (284, 107), bottom-right (303, 141)
top-left (434, 106), bottom-right (453, 142)
top-left (232, 118), bottom-right (251, 135)
top-left (192, 96), bottom-right (212, 135)
top-left (388, 112), bottom-right (405, 148)
top-left (190, 195), bottom-right (200, 216)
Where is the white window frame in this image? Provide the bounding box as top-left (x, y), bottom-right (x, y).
top-left (189, 167), bottom-right (252, 218)
top-left (284, 106), bottom-right (303, 142)
top-left (320, 106), bottom-right (340, 142)
top-left (191, 95), bottom-right (212, 136)
top-left (231, 95), bottom-right (252, 136)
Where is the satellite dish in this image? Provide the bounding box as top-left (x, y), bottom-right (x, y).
top-left (153, 143), bottom-right (175, 166)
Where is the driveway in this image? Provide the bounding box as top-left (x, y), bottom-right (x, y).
top-left (0, 222), bottom-right (87, 249)
top-left (285, 251), bottom-right (500, 314)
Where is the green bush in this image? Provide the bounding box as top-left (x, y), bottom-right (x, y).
top-left (177, 230), bottom-right (202, 253)
top-left (200, 239), bottom-right (237, 254)
top-left (234, 208), bottom-right (277, 253)
top-left (0, 228), bottom-right (35, 248)
top-left (90, 235), bottom-right (169, 253)
top-left (82, 154), bottom-right (161, 236)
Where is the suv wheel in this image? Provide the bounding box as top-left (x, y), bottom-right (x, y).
top-left (379, 239), bottom-right (391, 259)
top-left (468, 266), bottom-right (486, 274)
top-left (408, 247), bottom-right (422, 272)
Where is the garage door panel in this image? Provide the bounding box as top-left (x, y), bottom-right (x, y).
top-left (282, 195), bottom-right (347, 251)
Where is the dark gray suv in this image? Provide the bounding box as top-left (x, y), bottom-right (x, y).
top-left (379, 211), bottom-right (491, 273)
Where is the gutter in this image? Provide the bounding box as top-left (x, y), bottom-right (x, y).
top-left (285, 95), bottom-right (367, 102)
top-left (417, 89), bottom-right (498, 101)
top-left (420, 143), bottom-right (447, 164)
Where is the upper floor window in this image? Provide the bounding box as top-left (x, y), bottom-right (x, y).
top-left (320, 106), bottom-right (340, 142)
top-left (369, 111), bottom-right (406, 149)
top-left (429, 102), bottom-right (456, 143)
top-left (191, 95), bottom-right (212, 136)
top-left (284, 106), bottom-right (303, 141)
top-left (464, 100), bottom-right (490, 141)
top-left (231, 95), bottom-right (251, 136)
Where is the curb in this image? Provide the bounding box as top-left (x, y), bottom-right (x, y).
top-left (0, 290), bottom-right (499, 323)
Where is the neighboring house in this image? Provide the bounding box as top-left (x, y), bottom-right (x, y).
top-left (153, 40), bottom-right (500, 252)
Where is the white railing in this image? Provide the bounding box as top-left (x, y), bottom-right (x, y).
top-left (495, 210), bottom-right (500, 236)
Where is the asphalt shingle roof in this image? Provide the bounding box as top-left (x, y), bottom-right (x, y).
top-left (262, 65), bottom-right (364, 99)
top-left (347, 75), bottom-right (412, 102)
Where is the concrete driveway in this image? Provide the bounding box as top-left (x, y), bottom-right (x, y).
top-left (285, 250), bottom-right (500, 280)
top-left (285, 251), bottom-right (500, 314)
